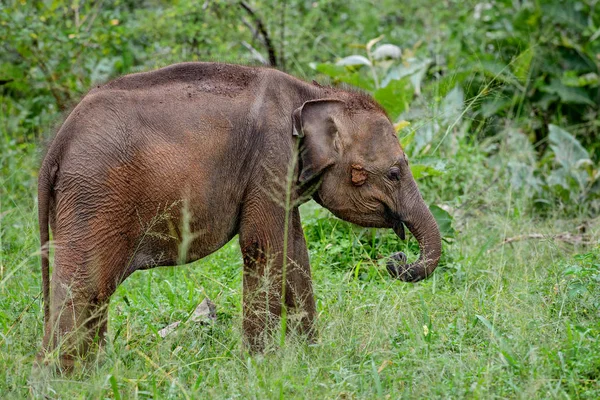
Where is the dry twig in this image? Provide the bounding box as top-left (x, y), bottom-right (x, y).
top-left (488, 225), bottom-right (592, 253)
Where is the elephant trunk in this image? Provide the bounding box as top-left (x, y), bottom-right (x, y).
top-left (386, 180), bottom-right (442, 282)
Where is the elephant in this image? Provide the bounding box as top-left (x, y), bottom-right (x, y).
top-left (37, 62), bottom-right (441, 369)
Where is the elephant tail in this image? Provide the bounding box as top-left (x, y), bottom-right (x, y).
top-left (38, 161), bottom-right (56, 327)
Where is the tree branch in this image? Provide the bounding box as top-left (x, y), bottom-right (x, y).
top-left (239, 1), bottom-right (278, 67)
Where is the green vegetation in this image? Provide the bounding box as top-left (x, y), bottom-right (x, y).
top-left (1, 0), bottom-right (599, 398)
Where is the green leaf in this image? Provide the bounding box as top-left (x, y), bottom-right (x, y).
top-left (410, 158), bottom-right (446, 179)
top-left (311, 63), bottom-right (375, 91)
top-left (561, 71), bottom-right (600, 88)
top-left (411, 164), bottom-right (442, 179)
top-left (429, 204), bottom-right (455, 238)
top-left (541, 2), bottom-right (587, 29)
top-left (0, 62), bottom-right (25, 80)
top-left (381, 58), bottom-right (431, 95)
top-left (373, 77), bottom-right (413, 120)
top-left (541, 79), bottom-right (594, 106)
top-left (480, 97), bottom-right (512, 118)
top-left (512, 47), bottom-right (534, 81)
top-left (441, 85), bottom-right (464, 123)
top-left (477, 60), bottom-right (520, 87)
top-left (548, 124), bottom-right (590, 168)
top-left (534, 93), bottom-right (559, 111)
top-left (109, 375), bottom-right (122, 400)
top-left (399, 130), bottom-right (415, 149)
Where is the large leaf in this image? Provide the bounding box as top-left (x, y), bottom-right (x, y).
top-left (548, 124), bottom-right (590, 169)
top-left (410, 164), bottom-right (443, 179)
top-left (547, 125), bottom-right (591, 195)
top-left (541, 79), bottom-right (595, 106)
top-left (412, 121), bottom-right (438, 155)
top-left (429, 205), bottom-right (455, 238)
top-left (372, 44), bottom-right (401, 60)
top-left (547, 166), bottom-right (572, 191)
top-left (373, 77), bottom-right (413, 120)
top-left (336, 55), bottom-right (372, 67)
top-left (507, 160), bottom-right (541, 194)
top-left (441, 85), bottom-right (464, 124)
top-left (381, 58), bottom-right (431, 95)
top-left (480, 97), bottom-right (512, 118)
top-left (410, 158), bottom-right (447, 179)
top-left (541, 2), bottom-right (587, 29)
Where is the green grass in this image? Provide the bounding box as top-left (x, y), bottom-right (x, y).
top-left (1, 135), bottom-right (599, 399)
top-left (1, 0), bottom-right (598, 397)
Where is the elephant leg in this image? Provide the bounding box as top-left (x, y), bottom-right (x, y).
top-left (284, 209), bottom-right (316, 340)
top-left (39, 234), bottom-right (125, 371)
top-left (239, 201), bottom-right (316, 351)
top-left (239, 195), bottom-right (290, 352)
top-left (86, 297), bottom-right (110, 349)
top-left (240, 235), bottom-right (284, 352)
top-left (41, 272), bottom-right (101, 371)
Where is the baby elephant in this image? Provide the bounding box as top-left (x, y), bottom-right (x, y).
top-left (38, 62), bottom-right (441, 368)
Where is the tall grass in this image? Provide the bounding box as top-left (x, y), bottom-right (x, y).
top-left (1, 126), bottom-right (598, 397)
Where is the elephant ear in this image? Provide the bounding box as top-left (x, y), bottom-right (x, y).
top-left (292, 99), bottom-right (346, 183)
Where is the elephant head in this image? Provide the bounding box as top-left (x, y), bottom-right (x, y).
top-left (292, 97), bottom-right (441, 282)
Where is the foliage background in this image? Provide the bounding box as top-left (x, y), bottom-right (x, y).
top-left (1, 0), bottom-right (599, 398)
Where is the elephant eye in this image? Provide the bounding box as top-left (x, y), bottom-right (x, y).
top-left (388, 167), bottom-right (401, 182)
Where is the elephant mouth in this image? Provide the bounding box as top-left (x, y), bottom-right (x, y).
top-left (383, 204), bottom-right (406, 240)
top-left (312, 190), bottom-right (324, 206)
top-left (393, 221), bottom-right (406, 240)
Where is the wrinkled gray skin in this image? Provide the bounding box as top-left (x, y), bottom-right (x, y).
top-left (38, 62), bottom-right (441, 369)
